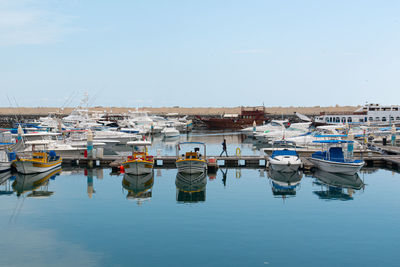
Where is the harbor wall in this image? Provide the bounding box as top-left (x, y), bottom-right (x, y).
top-left (0, 105), bottom-right (359, 128)
top-left (0, 105), bottom-right (358, 116)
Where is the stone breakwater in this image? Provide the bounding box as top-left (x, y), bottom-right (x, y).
top-left (0, 106), bottom-right (358, 116)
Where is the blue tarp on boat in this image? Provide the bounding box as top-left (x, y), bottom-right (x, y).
top-left (271, 149), bottom-right (298, 157)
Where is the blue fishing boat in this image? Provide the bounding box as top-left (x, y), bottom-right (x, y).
top-left (309, 140), bottom-right (364, 175)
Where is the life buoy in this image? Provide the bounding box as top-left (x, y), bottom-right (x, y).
top-left (236, 169), bottom-right (241, 179)
top-left (236, 147), bottom-right (241, 157)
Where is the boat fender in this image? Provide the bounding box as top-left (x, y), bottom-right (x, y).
top-left (236, 148), bottom-right (241, 157)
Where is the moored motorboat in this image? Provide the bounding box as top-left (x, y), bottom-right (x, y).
top-left (122, 141), bottom-right (154, 175)
top-left (309, 140), bottom-right (364, 175)
top-left (162, 123), bottom-right (180, 138)
top-left (176, 142), bottom-right (207, 174)
top-left (267, 149), bottom-right (302, 172)
top-left (13, 149), bottom-right (62, 174)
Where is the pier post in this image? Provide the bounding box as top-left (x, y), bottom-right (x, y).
top-left (87, 129), bottom-right (94, 168)
top-left (391, 124), bottom-right (396, 146)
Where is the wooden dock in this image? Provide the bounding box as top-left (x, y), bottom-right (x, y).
top-left (60, 150), bottom-right (400, 172)
top-left (373, 144), bottom-right (400, 155)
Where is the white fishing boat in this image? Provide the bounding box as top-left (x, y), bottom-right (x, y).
top-left (309, 140), bottom-right (364, 175)
top-left (176, 142), bottom-right (207, 174)
top-left (13, 142), bottom-right (62, 174)
top-left (122, 141), bottom-right (154, 175)
top-left (267, 148), bottom-right (302, 172)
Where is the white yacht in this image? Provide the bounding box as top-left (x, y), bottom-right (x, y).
top-left (315, 103), bottom-right (400, 125)
top-left (267, 149), bottom-right (302, 172)
top-left (162, 123), bottom-right (180, 138)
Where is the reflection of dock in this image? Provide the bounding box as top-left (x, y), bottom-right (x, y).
top-left (61, 153), bottom-right (400, 172)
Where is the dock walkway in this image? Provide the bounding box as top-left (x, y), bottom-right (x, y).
top-left (61, 152), bottom-right (400, 173)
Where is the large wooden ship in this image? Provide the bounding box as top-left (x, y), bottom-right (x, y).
top-left (197, 106), bottom-right (267, 130)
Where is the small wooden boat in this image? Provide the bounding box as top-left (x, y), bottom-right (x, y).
top-left (176, 142), bottom-right (207, 174)
top-left (13, 149), bottom-right (62, 174)
top-left (122, 141), bottom-right (154, 175)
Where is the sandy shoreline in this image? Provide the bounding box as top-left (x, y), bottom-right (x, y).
top-left (0, 106), bottom-right (359, 116)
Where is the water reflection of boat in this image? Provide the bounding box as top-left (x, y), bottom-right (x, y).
top-left (175, 172), bottom-right (207, 203)
top-left (12, 167), bottom-right (61, 197)
top-left (0, 171), bottom-right (14, 195)
top-left (312, 169), bottom-right (365, 200)
top-left (267, 169), bottom-right (302, 198)
top-left (0, 170), bottom-right (12, 184)
top-left (122, 172), bottom-right (154, 203)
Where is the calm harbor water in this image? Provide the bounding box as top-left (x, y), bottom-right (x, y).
top-left (116, 130), bottom-right (260, 157)
top-left (0, 166), bottom-right (399, 267)
top-left (1, 132), bottom-right (399, 267)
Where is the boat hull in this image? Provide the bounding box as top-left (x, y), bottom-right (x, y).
top-left (198, 118), bottom-right (265, 130)
top-left (163, 130), bottom-right (180, 138)
top-left (309, 158), bottom-right (364, 175)
top-left (122, 160), bottom-right (154, 175)
top-left (176, 159), bottom-right (207, 174)
top-left (268, 156), bottom-right (302, 172)
top-left (0, 161), bottom-right (11, 173)
top-left (13, 159), bottom-right (62, 174)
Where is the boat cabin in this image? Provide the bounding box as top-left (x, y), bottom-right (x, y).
top-left (126, 140), bottom-right (153, 162)
top-left (271, 149), bottom-right (299, 159)
top-left (31, 151), bottom-right (60, 163)
top-left (176, 142), bottom-right (207, 160)
top-left (182, 149), bottom-right (203, 160)
top-left (312, 146), bottom-right (362, 164)
top-left (127, 152), bottom-right (153, 162)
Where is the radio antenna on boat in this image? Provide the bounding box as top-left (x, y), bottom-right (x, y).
top-left (6, 94), bottom-right (21, 123)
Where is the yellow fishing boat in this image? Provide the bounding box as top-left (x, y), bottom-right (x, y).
top-left (122, 141), bottom-right (154, 175)
top-left (13, 150), bottom-right (62, 174)
top-left (176, 142), bottom-right (207, 174)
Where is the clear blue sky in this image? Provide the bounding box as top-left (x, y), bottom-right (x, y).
top-left (1, 0), bottom-right (399, 107)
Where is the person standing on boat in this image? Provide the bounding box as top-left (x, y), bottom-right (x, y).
top-left (220, 139), bottom-right (228, 156)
